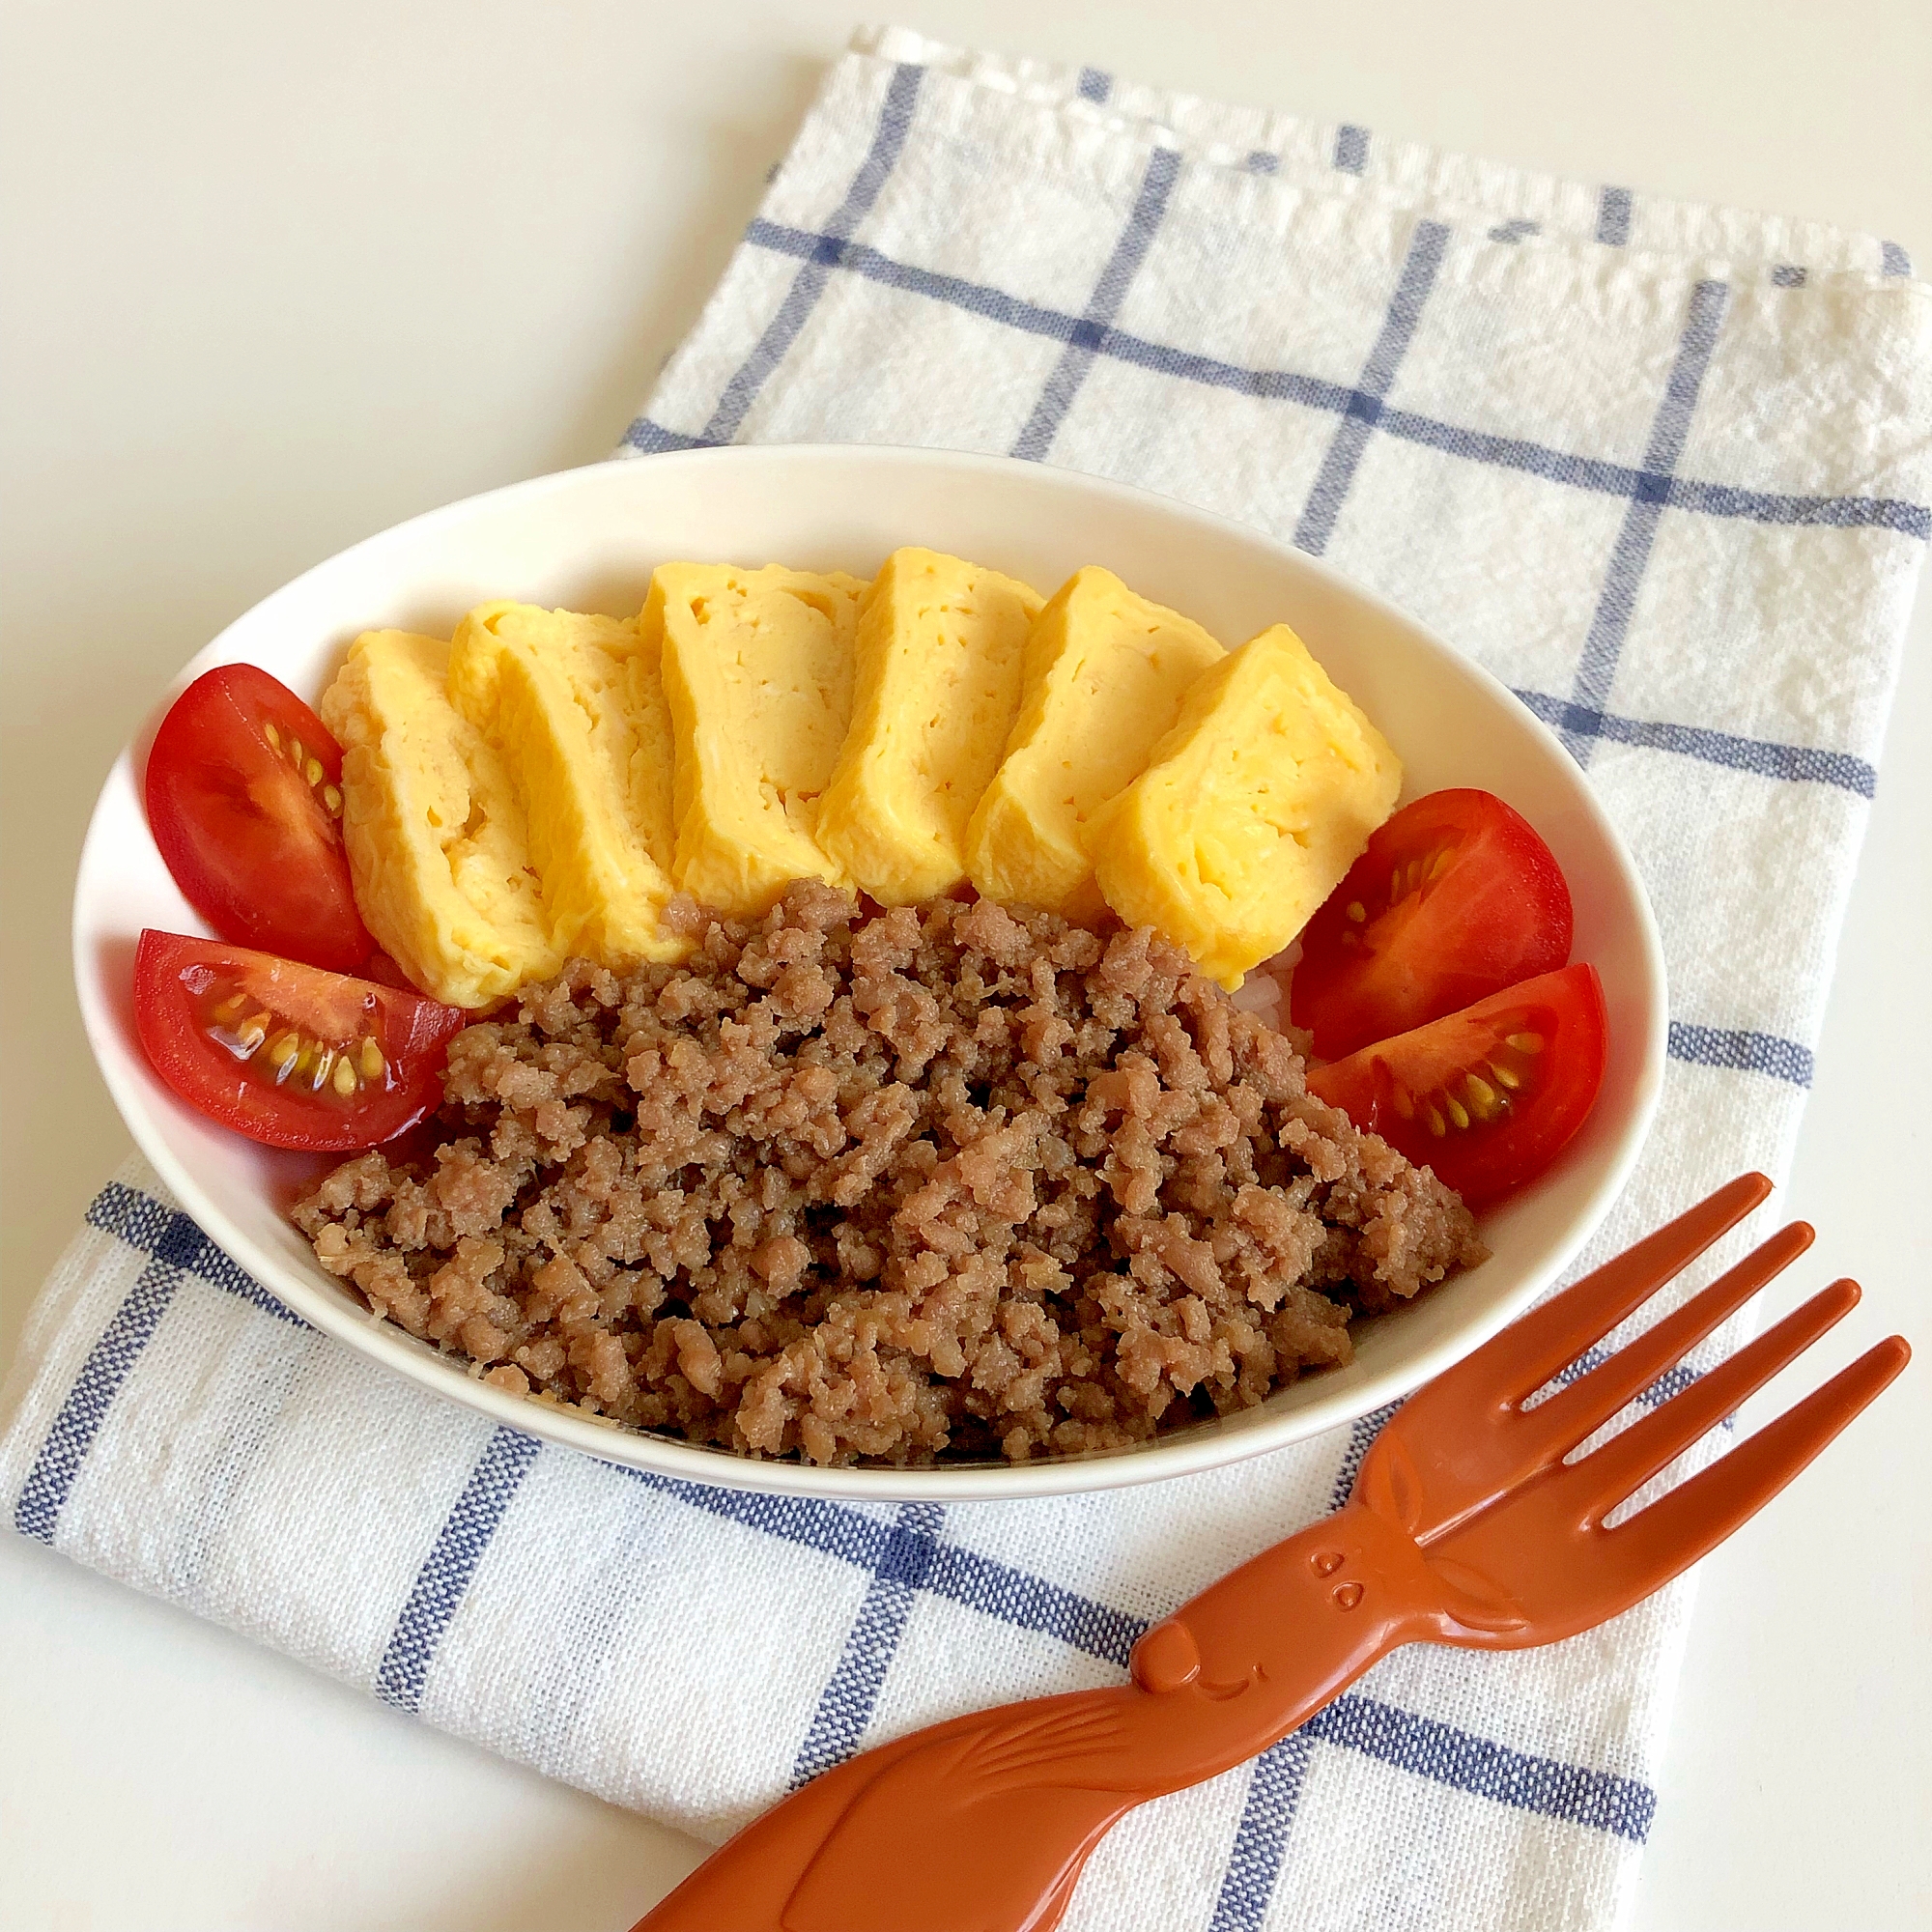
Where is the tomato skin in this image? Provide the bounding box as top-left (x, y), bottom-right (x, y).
top-left (1290, 789), bottom-right (1573, 1061)
top-left (145, 665), bottom-right (373, 973)
top-left (1304, 964), bottom-right (1607, 1211)
top-left (134, 931), bottom-right (465, 1151)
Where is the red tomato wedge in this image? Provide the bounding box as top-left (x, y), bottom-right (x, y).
top-left (1304, 964), bottom-right (1607, 1210)
top-left (1290, 789), bottom-right (1573, 1061)
top-left (134, 931), bottom-right (465, 1151)
top-left (145, 664), bottom-right (373, 972)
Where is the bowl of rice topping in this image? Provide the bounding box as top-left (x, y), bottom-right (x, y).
top-left (74, 445), bottom-right (1666, 1499)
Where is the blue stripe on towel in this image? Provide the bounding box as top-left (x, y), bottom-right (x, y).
top-left (747, 223), bottom-right (1093, 342)
top-left (1552, 1345), bottom-right (1703, 1409)
top-left (1011, 146), bottom-right (1182, 462)
top-left (1664, 478), bottom-right (1925, 534)
top-left (13, 1237), bottom-right (191, 1542)
top-left (790, 1501), bottom-right (946, 1784)
top-left (1216, 1691), bottom-right (1657, 1922)
top-left (618, 1465), bottom-right (893, 1569)
top-left (1512, 689), bottom-right (1878, 798)
top-left (1208, 1733), bottom-right (1318, 1932)
top-left (1597, 186), bottom-right (1634, 246)
top-left (1377, 406), bottom-right (1930, 538)
top-left (14, 1191), bottom-right (313, 1542)
top-left (1293, 219), bottom-right (1451, 555)
top-left (1330, 1401), bottom-right (1401, 1509)
top-left (1667, 1022), bottom-right (1815, 1088)
top-left (699, 61), bottom-right (924, 445)
top-left (1564, 279), bottom-right (1729, 762)
top-left (621, 419), bottom-right (714, 453)
top-left (621, 1469), bottom-right (1143, 1667)
top-left (86, 1180), bottom-right (309, 1326)
top-left (376, 1425), bottom-right (542, 1713)
top-left (1306, 1694), bottom-right (1658, 1839)
top-left (923, 1538), bottom-right (1145, 1666)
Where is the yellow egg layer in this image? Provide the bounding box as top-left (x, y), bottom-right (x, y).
top-left (647, 562), bottom-right (867, 918)
top-left (1089, 622), bottom-right (1402, 988)
top-left (817, 547), bottom-right (1044, 904)
top-left (964, 565), bottom-right (1225, 920)
top-left (446, 602), bottom-right (688, 970)
top-left (321, 630), bottom-right (560, 1008)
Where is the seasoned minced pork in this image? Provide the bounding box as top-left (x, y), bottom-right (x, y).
top-left (295, 883), bottom-right (1484, 1464)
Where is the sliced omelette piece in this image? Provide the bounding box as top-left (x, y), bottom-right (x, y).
top-left (321, 630), bottom-right (560, 1008)
top-left (964, 565), bottom-right (1225, 921)
top-left (817, 547), bottom-right (1044, 904)
top-left (1089, 622), bottom-right (1402, 988)
top-left (647, 562), bottom-right (867, 918)
top-left (446, 601), bottom-right (687, 969)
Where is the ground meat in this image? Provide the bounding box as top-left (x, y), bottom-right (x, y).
top-left (295, 883), bottom-right (1485, 1465)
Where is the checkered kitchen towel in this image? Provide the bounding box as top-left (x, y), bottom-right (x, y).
top-left (9, 25), bottom-right (1932, 1932)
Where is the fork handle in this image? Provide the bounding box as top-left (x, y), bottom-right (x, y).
top-left (633, 1505), bottom-right (1439, 1932)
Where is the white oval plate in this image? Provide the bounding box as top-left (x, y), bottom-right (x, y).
top-left (74, 444), bottom-right (1666, 1500)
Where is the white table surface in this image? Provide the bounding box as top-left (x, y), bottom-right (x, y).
top-left (4, 2), bottom-right (1928, 1926)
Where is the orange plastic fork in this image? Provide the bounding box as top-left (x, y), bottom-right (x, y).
top-left (635, 1176), bottom-right (1909, 1932)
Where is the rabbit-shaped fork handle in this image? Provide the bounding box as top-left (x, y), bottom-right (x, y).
top-left (636, 1176), bottom-right (1909, 1932)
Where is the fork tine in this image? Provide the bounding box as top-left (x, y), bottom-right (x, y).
top-left (1568, 1279), bottom-right (1861, 1520)
top-left (1463, 1173), bottom-right (1772, 1408)
top-left (1601, 1336), bottom-right (1911, 1593)
top-left (1520, 1221), bottom-right (1813, 1462)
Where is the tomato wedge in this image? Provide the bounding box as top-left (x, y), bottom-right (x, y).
top-left (134, 931), bottom-right (465, 1151)
top-left (145, 664), bottom-right (373, 972)
top-left (1290, 789), bottom-right (1573, 1060)
top-left (1304, 964), bottom-right (1607, 1210)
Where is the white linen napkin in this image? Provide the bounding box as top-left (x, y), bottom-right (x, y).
top-left (9, 25), bottom-right (1930, 1931)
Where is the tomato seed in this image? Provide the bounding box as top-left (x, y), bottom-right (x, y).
top-left (201, 977), bottom-right (380, 1102)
